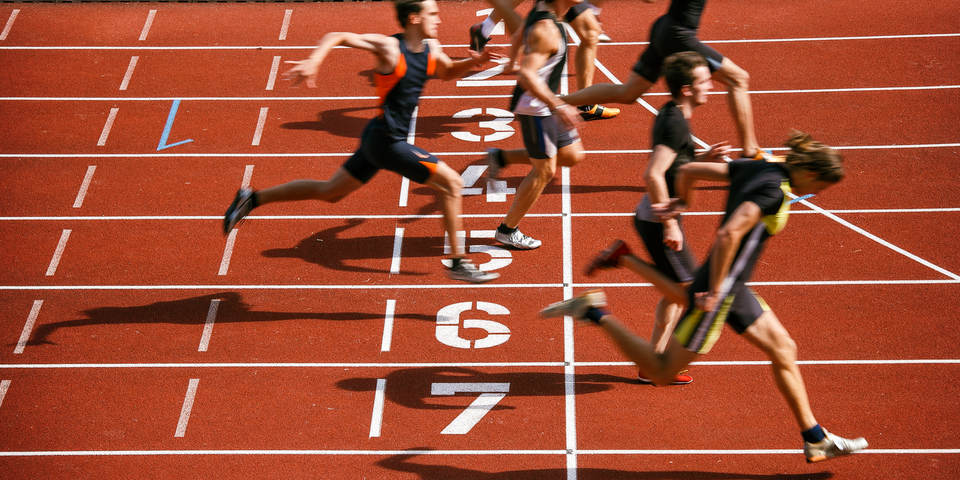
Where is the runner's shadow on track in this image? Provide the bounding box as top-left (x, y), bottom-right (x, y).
top-left (19, 292), bottom-right (435, 347)
top-left (260, 219), bottom-right (438, 275)
top-left (279, 107), bottom-right (495, 140)
top-left (377, 452), bottom-right (834, 479)
top-left (337, 367), bottom-right (638, 410)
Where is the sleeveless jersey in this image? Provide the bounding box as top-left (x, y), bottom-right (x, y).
top-left (373, 33), bottom-right (436, 140)
top-left (509, 7), bottom-right (567, 116)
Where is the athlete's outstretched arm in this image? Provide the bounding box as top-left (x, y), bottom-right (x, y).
top-left (661, 161), bottom-right (731, 217)
top-left (701, 202), bottom-right (761, 311)
top-left (428, 39), bottom-right (500, 80)
top-left (283, 32), bottom-right (400, 87)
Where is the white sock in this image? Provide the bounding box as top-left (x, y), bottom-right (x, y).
top-left (480, 17), bottom-right (496, 38)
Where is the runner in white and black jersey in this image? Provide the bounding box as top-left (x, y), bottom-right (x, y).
top-left (483, 0), bottom-right (585, 250)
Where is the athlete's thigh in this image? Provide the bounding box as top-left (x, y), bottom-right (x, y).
top-left (364, 138), bottom-right (439, 184)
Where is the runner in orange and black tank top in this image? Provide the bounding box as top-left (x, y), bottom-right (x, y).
top-left (372, 33), bottom-right (436, 141)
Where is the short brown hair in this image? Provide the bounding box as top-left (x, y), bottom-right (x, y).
top-left (395, 0), bottom-right (425, 28)
top-left (784, 130), bottom-right (845, 183)
top-left (663, 51), bottom-right (707, 98)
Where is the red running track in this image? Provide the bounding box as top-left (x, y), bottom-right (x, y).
top-left (0, 1), bottom-right (959, 479)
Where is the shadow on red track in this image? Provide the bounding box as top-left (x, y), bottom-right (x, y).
top-left (378, 450), bottom-right (834, 479)
top-left (337, 366), bottom-right (643, 410)
top-left (19, 291), bottom-right (435, 347)
top-left (260, 218), bottom-right (435, 275)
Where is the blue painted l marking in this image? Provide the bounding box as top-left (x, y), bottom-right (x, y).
top-left (157, 99), bottom-right (193, 151)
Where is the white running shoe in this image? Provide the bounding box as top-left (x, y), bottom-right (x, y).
top-left (804, 429), bottom-right (868, 463)
top-left (495, 229), bottom-right (541, 249)
top-left (539, 290), bottom-right (607, 319)
top-left (448, 259), bottom-right (499, 284)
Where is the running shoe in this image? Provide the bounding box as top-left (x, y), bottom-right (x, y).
top-left (804, 430), bottom-right (868, 463)
top-left (223, 188), bottom-right (255, 234)
top-left (585, 239), bottom-right (631, 276)
top-left (448, 259), bottom-right (500, 283)
top-left (495, 229), bottom-right (542, 250)
top-left (578, 104), bottom-right (620, 121)
top-left (598, 32), bottom-right (613, 43)
top-left (469, 23), bottom-right (489, 52)
top-left (485, 148), bottom-right (504, 180)
top-left (637, 369), bottom-right (693, 385)
top-left (540, 289), bottom-right (607, 319)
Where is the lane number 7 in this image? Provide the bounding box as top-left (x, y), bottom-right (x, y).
top-left (431, 382), bottom-right (510, 434)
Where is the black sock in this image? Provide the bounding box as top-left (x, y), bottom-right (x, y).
top-left (250, 191), bottom-right (261, 209)
top-left (497, 223), bottom-right (517, 235)
top-left (450, 257), bottom-right (462, 269)
top-left (494, 149), bottom-right (506, 168)
top-left (802, 424), bottom-right (826, 443)
top-left (583, 306), bottom-right (609, 324)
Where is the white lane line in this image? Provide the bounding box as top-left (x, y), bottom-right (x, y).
top-left (380, 299), bottom-right (396, 352)
top-left (2, 33), bottom-right (958, 51)
top-left (368, 378), bottom-right (386, 438)
top-left (251, 107), bottom-right (268, 146)
top-left (72, 165), bottom-right (97, 208)
top-left (174, 378), bottom-right (200, 438)
top-left (3, 208), bottom-right (959, 222)
top-left (398, 106), bottom-right (419, 207)
top-left (265, 56), bottom-right (280, 91)
top-left (45, 229), bottom-right (71, 276)
top-left (389, 228), bottom-right (404, 274)
top-left (278, 9), bottom-right (292, 41)
top-left (97, 108), bottom-right (119, 146)
top-left (241, 164), bottom-right (254, 190)
top-left (1, 9), bottom-right (20, 41)
top-left (138, 10), bottom-right (156, 42)
top-left (118, 56), bottom-right (138, 91)
top-left (198, 299), bottom-right (220, 352)
top-left (14, 300), bottom-right (43, 354)
top-left (3, 359), bottom-right (957, 369)
top-left (4, 142), bottom-right (959, 159)
top-left (4, 84), bottom-right (960, 101)
top-left (0, 448), bottom-right (954, 456)
top-left (3, 279), bottom-right (958, 292)
top-left (0, 380), bottom-right (9, 408)
top-left (795, 196), bottom-right (960, 280)
top-left (218, 229), bottom-right (238, 276)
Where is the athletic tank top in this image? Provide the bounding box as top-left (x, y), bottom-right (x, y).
top-left (509, 6), bottom-right (567, 116)
top-left (373, 33), bottom-right (436, 140)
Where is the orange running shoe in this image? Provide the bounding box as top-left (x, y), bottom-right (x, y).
top-left (578, 104), bottom-right (620, 120)
top-left (637, 369), bottom-right (693, 385)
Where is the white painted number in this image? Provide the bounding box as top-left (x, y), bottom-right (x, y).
top-left (431, 382), bottom-right (510, 434)
top-left (442, 231), bottom-right (512, 271)
top-left (435, 301), bottom-right (511, 349)
top-left (461, 165), bottom-right (516, 202)
top-left (451, 107), bottom-right (515, 142)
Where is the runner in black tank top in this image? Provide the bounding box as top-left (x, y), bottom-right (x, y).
top-left (221, 0), bottom-right (502, 283)
top-left (560, 0), bottom-right (768, 160)
top-left (543, 131), bottom-right (867, 464)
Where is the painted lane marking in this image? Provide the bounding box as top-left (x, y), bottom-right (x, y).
top-left (390, 228), bottom-right (404, 274)
top-left (398, 106), bottom-right (419, 208)
top-left (45, 229), bottom-right (71, 276)
top-left (138, 10), bottom-right (156, 42)
top-left (265, 56), bottom-right (280, 91)
top-left (72, 165), bottom-right (96, 208)
top-left (14, 300), bottom-right (43, 354)
top-left (368, 378), bottom-right (386, 438)
top-left (251, 107), bottom-right (268, 146)
top-left (279, 9), bottom-right (292, 41)
top-left (218, 229), bottom-right (238, 276)
top-left (119, 56), bottom-right (138, 91)
top-left (240, 165), bottom-right (254, 190)
top-left (381, 300), bottom-right (396, 352)
top-left (1, 9), bottom-right (20, 41)
top-left (174, 378), bottom-right (199, 437)
top-left (97, 108), bottom-right (119, 146)
top-left (0, 380), bottom-right (9, 408)
top-left (156, 99), bottom-right (193, 151)
top-left (198, 299), bottom-right (220, 352)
